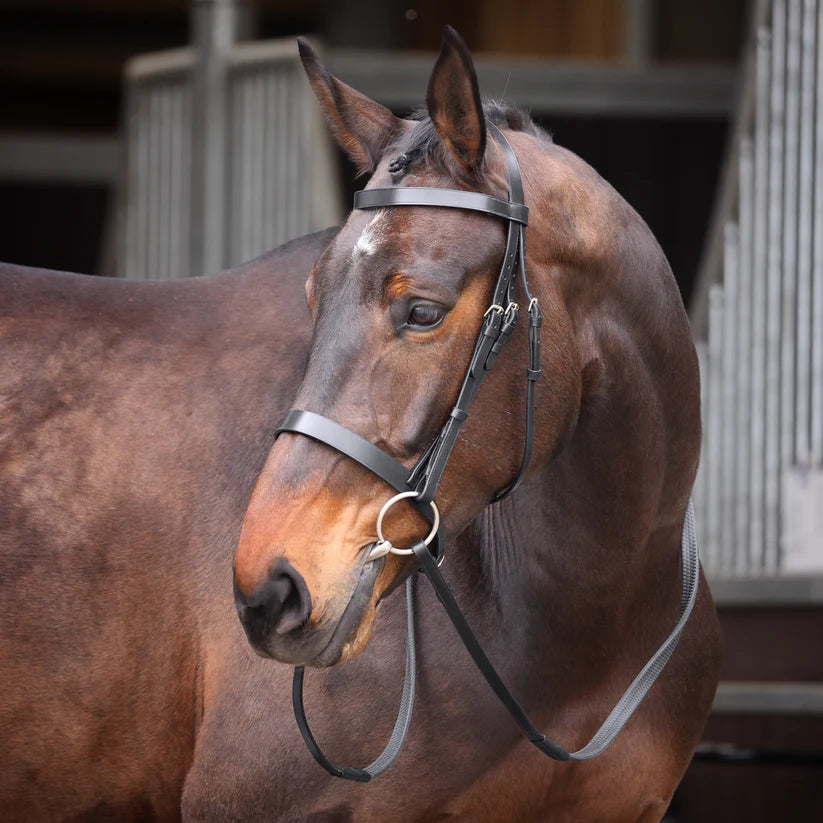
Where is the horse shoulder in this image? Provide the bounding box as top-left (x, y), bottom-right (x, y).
top-left (0, 228), bottom-right (334, 818)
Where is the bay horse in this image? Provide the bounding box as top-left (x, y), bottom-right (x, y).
top-left (0, 27), bottom-right (721, 823)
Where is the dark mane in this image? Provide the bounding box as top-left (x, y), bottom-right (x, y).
top-left (392, 101), bottom-right (551, 179)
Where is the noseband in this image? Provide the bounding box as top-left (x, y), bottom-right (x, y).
top-left (274, 124), bottom-right (699, 781)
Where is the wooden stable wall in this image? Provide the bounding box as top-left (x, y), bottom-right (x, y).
top-left (382, 0), bottom-right (746, 61)
top-left (673, 603), bottom-right (823, 821)
top-left (400, 0), bottom-right (624, 59)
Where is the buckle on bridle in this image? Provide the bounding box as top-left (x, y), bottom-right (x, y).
top-left (483, 304), bottom-right (505, 317)
top-left (367, 491), bottom-right (440, 561)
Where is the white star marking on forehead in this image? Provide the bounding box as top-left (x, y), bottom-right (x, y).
top-left (354, 210), bottom-right (389, 257)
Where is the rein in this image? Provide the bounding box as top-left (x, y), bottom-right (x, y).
top-left (275, 124), bottom-right (700, 781)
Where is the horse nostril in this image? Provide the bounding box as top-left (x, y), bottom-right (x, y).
top-left (234, 558), bottom-right (313, 641)
top-left (270, 561), bottom-right (312, 635)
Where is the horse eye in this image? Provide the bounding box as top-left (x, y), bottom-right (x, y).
top-left (407, 303), bottom-right (444, 329)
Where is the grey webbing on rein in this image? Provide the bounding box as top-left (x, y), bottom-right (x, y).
top-left (293, 495), bottom-right (699, 775)
top-left (292, 575), bottom-right (417, 783)
top-left (568, 500), bottom-right (699, 759)
top-left (292, 578), bottom-right (417, 781)
top-left (407, 500), bottom-right (700, 763)
top-left (292, 576), bottom-right (418, 781)
top-left (361, 576), bottom-right (417, 775)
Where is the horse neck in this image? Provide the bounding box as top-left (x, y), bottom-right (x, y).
top-left (449, 405), bottom-right (688, 690)
top-left (503, 144), bottom-right (698, 623)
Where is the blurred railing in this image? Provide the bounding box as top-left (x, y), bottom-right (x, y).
top-left (694, 0), bottom-right (823, 579)
top-left (119, 4), bottom-right (341, 278)
top-left (122, 50), bottom-right (194, 279)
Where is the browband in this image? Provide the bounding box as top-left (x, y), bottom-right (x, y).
top-left (354, 187), bottom-right (529, 225)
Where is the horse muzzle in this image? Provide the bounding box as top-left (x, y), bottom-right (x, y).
top-left (233, 553), bottom-right (384, 667)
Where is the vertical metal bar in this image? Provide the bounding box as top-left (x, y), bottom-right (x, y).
top-left (140, 86), bottom-right (151, 279)
top-left (139, 88), bottom-right (150, 278)
top-left (150, 85), bottom-right (162, 280)
top-left (707, 285), bottom-right (726, 573)
top-left (796, 0), bottom-right (816, 463)
top-left (271, 65), bottom-right (282, 246)
top-left (156, 85), bottom-right (166, 279)
top-left (765, 0), bottom-right (787, 572)
top-left (695, 339), bottom-right (710, 555)
top-left (132, 86), bottom-right (149, 278)
top-left (242, 72), bottom-right (253, 261)
top-left (154, 83), bottom-right (167, 279)
top-left (290, 63), bottom-right (303, 240)
top-left (166, 86), bottom-right (176, 278)
top-left (168, 84), bottom-right (180, 278)
top-left (814, 0), bottom-right (823, 466)
top-left (171, 82), bottom-right (185, 278)
top-left (749, 27), bottom-right (772, 571)
top-left (190, 0), bottom-right (245, 275)
top-left (160, 87), bottom-right (172, 278)
top-left (244, 71), bottom-right (256, 262)
top-left (269, 66), bottom-right (279, 248)
top-left (228, 70), bottom-right (240, 265)
top-left (276, 67), bottom-right (287, 245)
top-left (235, 71), bottom-right (246, 263)
top-left (181, 83), bottom-right (193, 277)
top-left (170, 83), bottom-right (184, 278)
top-left (781, 0), bottom-right (802, 561)
top-left (736, 137), bottom-right (755, 574)
top-left (262, 69), bottom-right (272, 255)
top-left (261, 68), bottom-right (274, 254)
top-left (288, 65), bottom-right (300, 241)
top-left (721, 221), bottom-right (740, 575)
top-left (237, 73), bottom-right (248, 260)
top-left (623, 0), bottom-right (652, 66)
top-left (157, 85), bottom-right (167, 279)
top-left (122, 85), bottom-right (134, 278)
top-left (252, 70), bottom-right (265, 259)
top-left (236, 71), bottom-right (245, 265)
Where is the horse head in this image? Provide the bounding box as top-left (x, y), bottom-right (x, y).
top-left (232, 27), bottom-right (689, 669)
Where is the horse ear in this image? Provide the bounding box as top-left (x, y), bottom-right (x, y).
top-left (426, 26), bottom-right (487, 177)
top-left (298, 38), bottom-right (400, 175)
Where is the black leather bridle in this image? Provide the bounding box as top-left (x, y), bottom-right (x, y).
top-left (274, 124), bottom-right (699, 781)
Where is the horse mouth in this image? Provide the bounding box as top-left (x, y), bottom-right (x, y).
top-left (309, 549), bottom-right (385, 667)
top-left (243, 546), bottom-right (386, 668)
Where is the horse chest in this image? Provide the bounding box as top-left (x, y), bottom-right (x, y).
top-left (185, 591), bottom-right (559, 821)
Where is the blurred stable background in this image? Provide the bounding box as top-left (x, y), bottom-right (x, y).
top-left (0, 0), bottom-right (742, 289)
top-left (1, 1), bottom-right (822, 820)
